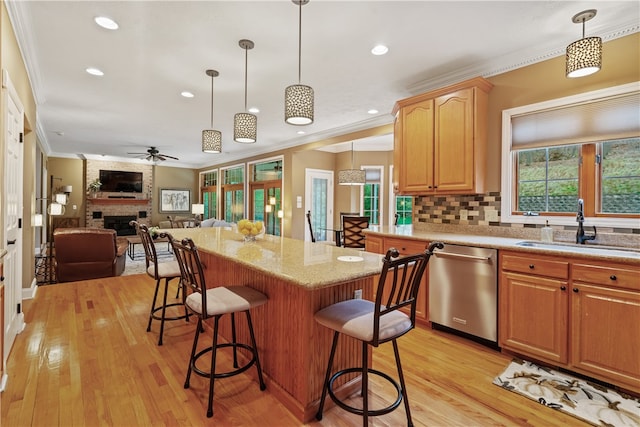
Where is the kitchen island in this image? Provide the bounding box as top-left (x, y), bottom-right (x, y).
top-left (165, 227), bottom-right (384, 422)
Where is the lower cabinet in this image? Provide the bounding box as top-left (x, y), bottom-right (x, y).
top-left (366, 234), bottom-right (430, 324)
top-left (499, 251), bottom-right (640, 394)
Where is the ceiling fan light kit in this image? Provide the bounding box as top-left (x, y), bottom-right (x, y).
top-left (234, 39), bottom-right (257, 143)
top-left (285, 0), bottom-right (314, 126)
top-left (203, 69), bottom-right (223, 153)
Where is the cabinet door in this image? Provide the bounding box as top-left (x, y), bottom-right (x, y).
top-left (385, 238), bottom-right (429, 323)
top-left (400, 99), bottom-right (434, 193)
top-left (571, 283), bottom-right (640, 392)
top-left (365, 234), bottom-right (383, 255)
top-left (499, 271), bottom-right (568, 364)
top-left (434, 88), bottom-right (474, 193)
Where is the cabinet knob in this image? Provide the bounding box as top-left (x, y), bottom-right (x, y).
top-left (560, 286), bottom-right (566, 291)
top-left (573, 288), bottom-right (579, 293)
top-left (428, 186), bottom-right (432, 189)
top-left (529, 264), bottom-right (535, 269)
top-left (610, 275), bottom-right (617, 281)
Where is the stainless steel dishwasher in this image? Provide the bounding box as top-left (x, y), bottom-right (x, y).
top-left (428, 244), bottom-right (498, 345)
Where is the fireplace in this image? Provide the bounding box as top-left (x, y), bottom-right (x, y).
top-left (104, 215), bottom-right (137, 236)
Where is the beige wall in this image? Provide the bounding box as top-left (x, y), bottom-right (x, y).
top-left (484, 33), bottom-right (640, 191)
top-left (47, 158), bottom-right (85, 224)
top-left (152, 165), bottom-right (199, 225)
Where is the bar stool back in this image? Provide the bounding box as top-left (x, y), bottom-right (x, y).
top-left (166, 233), bottom-right (268, 418)
top-left (130, 221), bottom-right (188, 346)
top-left (314, 242), bottom-right (444, 426)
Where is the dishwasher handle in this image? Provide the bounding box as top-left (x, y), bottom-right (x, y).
top-left (434, 251), bottom-right (493, 262)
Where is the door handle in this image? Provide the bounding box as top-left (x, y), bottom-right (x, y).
top-left (7, 239), bottom-right (17, 245)
top-left (434, 252), bottom-right (492, 262)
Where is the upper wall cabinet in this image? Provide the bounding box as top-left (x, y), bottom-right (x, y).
top-left (392, 77), bottom-right (493, 195)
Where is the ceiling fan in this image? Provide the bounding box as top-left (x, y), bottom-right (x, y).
top-left (127, 146), bottom-right (179, 162)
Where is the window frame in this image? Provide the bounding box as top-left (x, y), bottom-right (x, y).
top-left (501, 82), bottom-right (640, 228)
top-left (360, 165), bottom-right (384, 226)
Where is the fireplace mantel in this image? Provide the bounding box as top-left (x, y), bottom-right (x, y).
top-left (87, 198), bottom-right (149, 205)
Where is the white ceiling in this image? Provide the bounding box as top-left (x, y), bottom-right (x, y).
top-left (7, 1), bottom-right (639, 168)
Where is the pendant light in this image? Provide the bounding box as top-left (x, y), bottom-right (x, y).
top-left (338, 142), bottom-right (365, 185)
top-left (566, 9), bottom-right (602, 78)
top-left (285, 0), bottom-right (314, 125)
top-left (202, 69), bottom-right (222, 153)
top-left (234, 39), bottom-right (257, 143)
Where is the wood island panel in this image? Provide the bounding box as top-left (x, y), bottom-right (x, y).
top-left (168, 228), bottom-right (382, 422)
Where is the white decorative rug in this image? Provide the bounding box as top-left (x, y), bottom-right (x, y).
top-left (122, 243), bottom-right (175, 276)
top-left (494, 359), bottom-right (640, 427)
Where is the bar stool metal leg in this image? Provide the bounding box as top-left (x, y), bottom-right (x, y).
top-left (315, 331), bottom-right (340, 421)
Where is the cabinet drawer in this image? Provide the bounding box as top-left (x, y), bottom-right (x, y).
top-left (501, 253), bottom-right (569, 280)
top-left (385, 238), bottom-right (428, 255)
top-left (572, 263), bottom-right (640, 291)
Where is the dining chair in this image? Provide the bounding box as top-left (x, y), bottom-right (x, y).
top-left (306, 210), bottom-right (317, 242)
top-left (165, 233), bottom-right (268, 418)
top-left (314, 242), bottom-right (444, 426)
top-left (342, 216), bottom-right (370, 248)
top-left (130, 220), bottom-right (189, 346)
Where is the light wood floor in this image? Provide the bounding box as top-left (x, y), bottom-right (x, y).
top-left (1, 274), bottom-right (586, 426)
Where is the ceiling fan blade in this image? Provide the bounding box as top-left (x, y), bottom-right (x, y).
top-left (127, 152), bottom-right (148, 155)
top-left (160, 154), bottom-right (179, 160)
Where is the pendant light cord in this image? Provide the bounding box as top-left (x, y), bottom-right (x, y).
top-left (244, 47), bottom-right (249, 111)
top-left (210, 74), bottom-right (214, 128)
top-left (297, 0), bottom-right (302, 84)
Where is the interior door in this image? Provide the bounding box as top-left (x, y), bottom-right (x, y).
top-left (2, 69), bottom-right (25, 382)
top-left (304, 169), bottom-right (334, 243)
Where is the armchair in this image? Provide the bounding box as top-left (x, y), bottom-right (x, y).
top-left (53, 228), bottom-right (127, 282)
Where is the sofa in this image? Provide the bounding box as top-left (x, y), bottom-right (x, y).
top-left (53, 228), bottom-right (128, 282)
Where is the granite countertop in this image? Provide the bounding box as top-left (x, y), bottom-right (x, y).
top-left (365, 225), bottom-right (640, 264)
top-left (162, 227), bottom-right (385, 289)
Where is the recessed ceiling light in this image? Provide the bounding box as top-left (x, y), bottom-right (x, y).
top-left (248, 107), bottom-right (260, 113)
top-left (297, 130), bottom-right (306, 135)
top-left (94, 16), bottom-right (119, 30)
top-left (181, 91), bottom-right (194, 98)
top-left (368, 109), bottom-right (379, 114)
top-left (371, 44), bottom-right (389, 56)
top-left (86, 67), bottom-right (104, 76)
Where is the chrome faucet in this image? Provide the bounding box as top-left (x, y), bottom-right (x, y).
top-left (576, 198), bottom-right (596, 244)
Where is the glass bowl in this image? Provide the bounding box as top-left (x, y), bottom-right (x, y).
top-left (236, 219), bottom-right (266, 242)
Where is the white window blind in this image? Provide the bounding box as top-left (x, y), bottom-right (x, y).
top-left (511, 91), bottom-right (640, 149)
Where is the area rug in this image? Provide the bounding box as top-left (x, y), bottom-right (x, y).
top-left (494, 359), bottom-right (640, 427)
top-left (122, 243), bottom-right (175, 276)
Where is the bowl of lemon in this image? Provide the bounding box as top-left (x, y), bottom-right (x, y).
top-left (236, 219), bottom-right (265, 242)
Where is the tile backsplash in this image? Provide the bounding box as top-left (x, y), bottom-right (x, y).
top-left (413, 192), bottom-right (639, 247)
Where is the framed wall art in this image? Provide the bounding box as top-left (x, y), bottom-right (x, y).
top-left (159, 188), bottom-right (190, 213)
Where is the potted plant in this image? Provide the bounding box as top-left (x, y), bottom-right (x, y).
top-left (88, 178), bottom-right (102, 197)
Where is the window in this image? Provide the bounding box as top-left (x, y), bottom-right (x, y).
top-left (200, 170), bottom-right (218, 219)
top-left (395, 196), bottom-right (413, 225)
top-left (362, 166), bottom-right (383, 225)
top-left (249, 157), bottom-right (283, 236)
top-left (501, 83), bottom-right (640, 227)
top-left (221, 165), bottom-right (245, 223)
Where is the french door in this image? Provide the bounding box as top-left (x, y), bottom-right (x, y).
top-left (304, 169), bottom-right (334, 243)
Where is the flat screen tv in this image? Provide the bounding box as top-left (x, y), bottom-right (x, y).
top-left (99, 170), bottom-right (143, 193)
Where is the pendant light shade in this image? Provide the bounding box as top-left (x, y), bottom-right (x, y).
top-left (338, 142), bottom-right (366, 185)
top-left (566, 9), bottom-right (602, 78)
top-left (285, 0), bottom-right (314, 125)
top-left (234, 39), bottom-right (257, 143)
top-left (203, 69), bottom-right (222, 153)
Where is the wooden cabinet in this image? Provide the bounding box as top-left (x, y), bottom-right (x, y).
top-left (365, 234), bottom-right (430, 324)
top-left (499, 251), bottom-right (640, 394)
top-left (393, 77), bottom-right (492, 195)
top-left (499, 253), bottom-right (569, 364)
top-left (570, 263), bottom-right (640, 392)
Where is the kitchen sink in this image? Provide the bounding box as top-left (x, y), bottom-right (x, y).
top-left (514, 241), bottom-right (640, 258)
